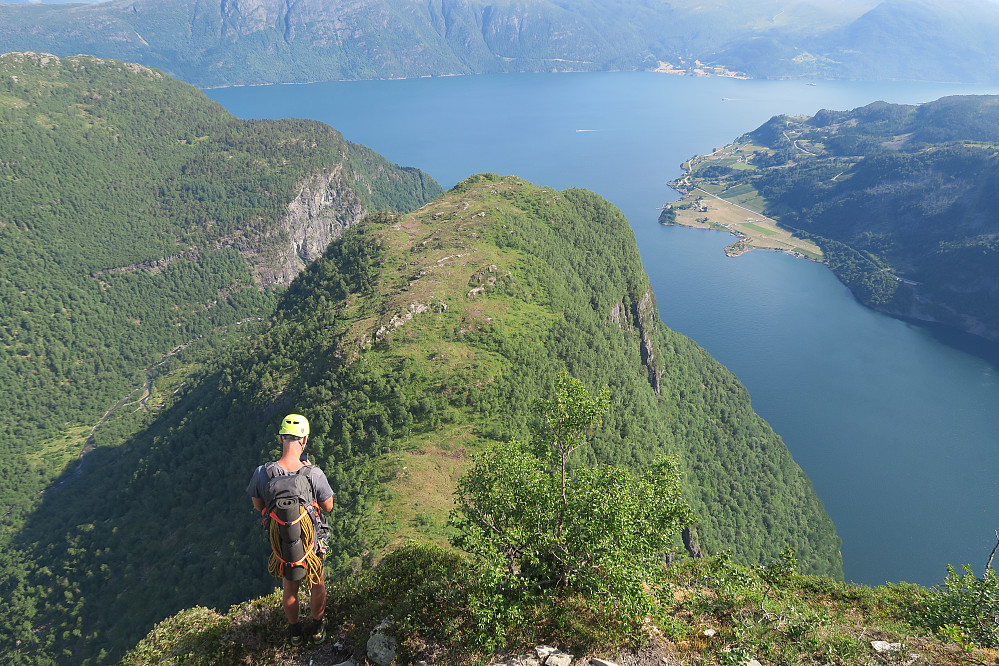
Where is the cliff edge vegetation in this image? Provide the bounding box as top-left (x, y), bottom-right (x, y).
top-left (118, 544), bottom-right (999, 666)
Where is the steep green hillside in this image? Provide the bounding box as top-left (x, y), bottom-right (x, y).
top-left (0, 52), bottom-right (440, 665)
top-left (3, 0), bottom-right (999, 86)
top-left (671, 94), bottom-right (999, 341)
top-left (1, 175), bottom-right (840, 664)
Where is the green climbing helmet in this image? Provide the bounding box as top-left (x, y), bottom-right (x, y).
top-left (278, 414), bottom-right (310, 438)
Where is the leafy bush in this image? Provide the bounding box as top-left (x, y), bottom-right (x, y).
top-left (450, 373), bottom-right (694, 613)
top-left (922, 565), bottom-right (999, 648)
top-left (340, 542), bottom-right (502, 662)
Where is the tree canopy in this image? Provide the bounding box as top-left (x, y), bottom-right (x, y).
top-left (452, 372), bottom-right (695, 607)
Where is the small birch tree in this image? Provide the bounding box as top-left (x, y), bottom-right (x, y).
top-left (450, 373), bottom-right (694, 603)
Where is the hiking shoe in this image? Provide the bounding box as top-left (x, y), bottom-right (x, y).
top-left (309, 617), bottom-right (327, 644)
top-left (287, 622), bottom-right (304, 647)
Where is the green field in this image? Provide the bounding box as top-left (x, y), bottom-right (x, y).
top-left (742, 222), bottom-right (778, 236)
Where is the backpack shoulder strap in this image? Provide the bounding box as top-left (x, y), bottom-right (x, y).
top-left (295, 465), bottom-right (322, 521)
top-left (264, 462), bottom-right (315, 479)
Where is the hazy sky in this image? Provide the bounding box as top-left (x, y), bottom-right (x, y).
top-left (13, 0), bottom-right (999, 5)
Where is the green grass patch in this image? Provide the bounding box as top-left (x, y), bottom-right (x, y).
top-left (734, 193), bottom-right (768, 211)
top-left (794, 246), bottom-right (824, 261)
top-left (0, 93), bottom-right (27, 110)
top-left (741, 223), bottom-right (778, 236)
top-left (25, 426), bottom-right (90, 475)
top-left (698, 183), bottom-right (727, 196)
top-left (722, 183), bottom-right (756, 198)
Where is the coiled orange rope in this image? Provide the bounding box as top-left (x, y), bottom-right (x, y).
top-left (267, 506), bottom-right (324, 587)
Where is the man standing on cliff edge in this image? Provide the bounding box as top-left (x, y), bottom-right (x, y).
top-left (247, 414), bottom-right (335, 646)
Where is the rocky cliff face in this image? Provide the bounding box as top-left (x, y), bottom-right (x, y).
top-left (633, 290), bottom-right (663, 395)
top-left (247, 166), bottom-right (368, 285)
top-left (220, 0), bottom-right (280, 36)
top-left (891, 280), bottom-right (999, 343)
top-left (609, 289), bottom-right (664, 395)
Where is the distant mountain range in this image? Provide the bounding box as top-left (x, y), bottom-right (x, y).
top-left (1, 0), bottom-right (999, 87)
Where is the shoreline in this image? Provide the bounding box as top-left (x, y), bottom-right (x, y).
top-left (665, 140), bottom-right (824, 262)
top-left (661, 217), bottom-right (824, 263)
top-left (198, 64), bottom-right (754, 91)
top-left (663, 187), bottom-right (824, 263)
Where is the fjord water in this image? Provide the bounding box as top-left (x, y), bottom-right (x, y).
top-left (208, 73), bottom-right (999, 586)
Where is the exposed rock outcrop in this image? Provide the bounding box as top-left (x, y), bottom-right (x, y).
top-left (366, 619), bottom-right (399, 666)
top-left (608, 290), bottom-right (663, 395)
top-left (489, 644), bottom-right (576, 665)
top-left (682, 525), bottom-right (704, 559)
top-left (633, 290), bottom-right (662, 395)
top-left (248, 166), bottom-right (368, 285)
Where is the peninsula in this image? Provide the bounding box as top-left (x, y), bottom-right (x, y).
top-left (664, 141), bottom-right (823, 261)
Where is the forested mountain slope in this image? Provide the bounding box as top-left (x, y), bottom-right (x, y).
top-left (1, 174), bottom-right (840, 664)
top-left (674, 94), bottom-right (999, 340)
top-left (2, 0), bottom-right (999, 87)
top-left (0, 52), bottom-right (440, 665)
